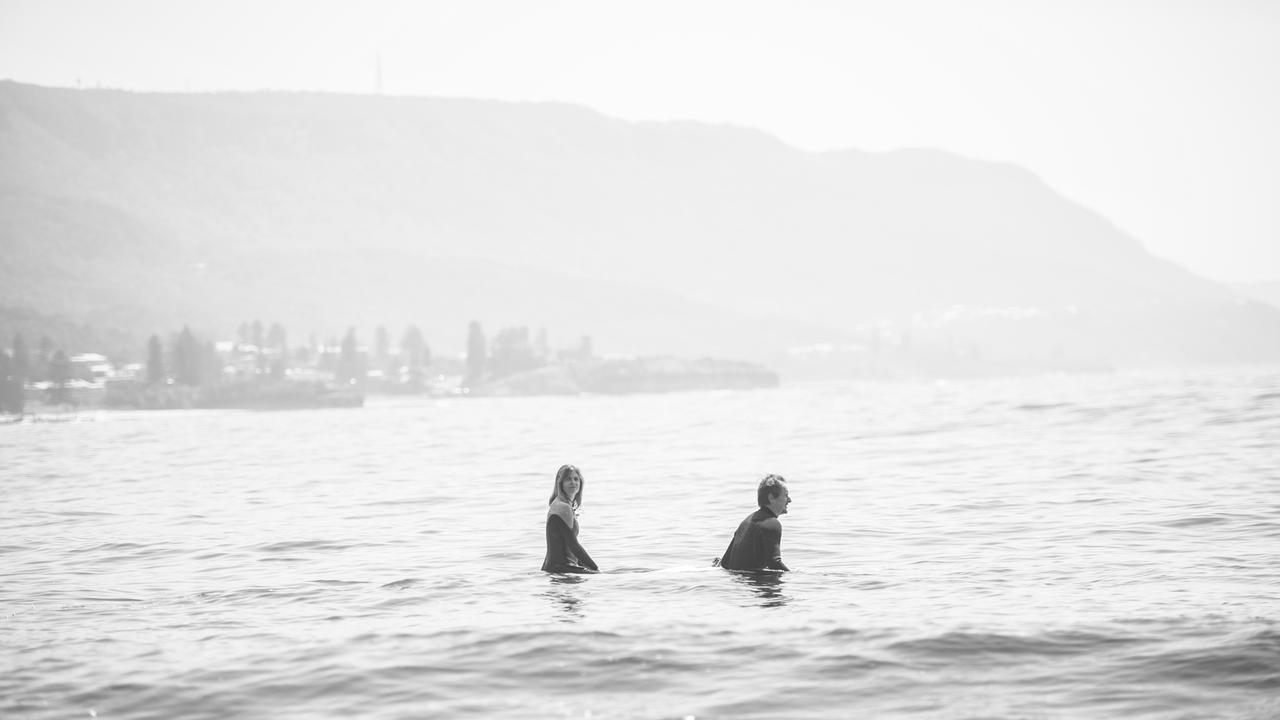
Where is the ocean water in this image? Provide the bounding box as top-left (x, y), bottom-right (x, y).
top-left (2, 367), bottom-right (1278, 719)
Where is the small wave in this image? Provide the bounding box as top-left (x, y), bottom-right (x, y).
top-left (1119, 630), bottom-right (1280, 690)
top-left (1068, 402), bottom-right (1130, 414)
top-left (937, 499), bottom-right (1011, 513)
top-left (480, 551), bottom-right (522, 560)
top-left (358, 498), bottom-right (434, 507)
top-left (310, 579), bottom-right (368, 587)
top-left (65, 542), bottom-right (187, 563)
top-left (1242, 521), bottom-right (1280, 538)
top-left (380, 578), bottom-right (421, 589)
top-left (848, 423), bottom-right (961, 441)
top-left (887, 629), bottom-right (1147, 660)
top-left (1205, 412), bottom-right (1270, 426)
top-left (1014, 402), bottom-right (1074, 412)
top-left (1155, 515), bottom-right (1235, 528)
top-left (820, 627), bottom-right (899, 642)
top-left (808, 652), bottom-right (903, 678)
top-left (254, 540), bottom-right (357, 553)
top-left (454, 629), bottom-right (628, 656)
top-left (190, 587), bottom-right (286, 604)
top-left (192, 551), bottom-right (243, 560)
top-left (75, 542), bottom-right (149, 553)
top-left (1056, 495), bottom-right (1110, 505)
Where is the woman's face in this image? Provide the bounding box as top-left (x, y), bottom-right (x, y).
top-left (559, 472), bottom-right (581, 501)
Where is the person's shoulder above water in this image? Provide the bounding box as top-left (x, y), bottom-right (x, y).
top-left (752, 510), bottom-right (782, 532)
top-left (547, 497), bottom-right (576, 528)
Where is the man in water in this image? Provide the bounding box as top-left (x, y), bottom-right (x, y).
top-left (717, 474), bottom-right (791, 571)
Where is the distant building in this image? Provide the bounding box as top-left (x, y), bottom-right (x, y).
top-left (69, 353), bottom-right (112, 382)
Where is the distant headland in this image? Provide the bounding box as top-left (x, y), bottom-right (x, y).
top-left (0, 319), bottom-right (778, 417)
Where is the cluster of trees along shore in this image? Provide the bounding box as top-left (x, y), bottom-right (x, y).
top-left (0, 319), bottom-right (595, 413)
top-left (0, 333), bottom-right (75, 413)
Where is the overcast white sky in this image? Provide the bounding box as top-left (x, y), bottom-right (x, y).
top-left (2, 0), bottom-right (1277, 283)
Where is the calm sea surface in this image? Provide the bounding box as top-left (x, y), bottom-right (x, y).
top-left (2, 367), bottom-right (1278, 719)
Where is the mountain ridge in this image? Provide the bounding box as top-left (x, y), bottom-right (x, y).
top-left (1, 80), bottom-right (1276, 370)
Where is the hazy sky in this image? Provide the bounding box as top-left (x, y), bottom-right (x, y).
top-left (2, 0), bottom-right (1277, 283)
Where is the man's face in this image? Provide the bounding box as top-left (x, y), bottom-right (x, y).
top-left (768, 484), bottom-right (792, 515)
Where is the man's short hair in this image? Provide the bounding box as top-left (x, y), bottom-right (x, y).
top-left (757, 474), bottom-right (787, 508)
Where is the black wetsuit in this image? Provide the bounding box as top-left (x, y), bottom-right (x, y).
top-left (719, 507), bottom-right (789, 571)
top-left (542, 513), bottom-right (598, 574)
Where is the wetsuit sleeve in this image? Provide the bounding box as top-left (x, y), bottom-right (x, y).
top-left (761, 521), bottom-right (789, 572)
top-left (568, 540), bottom-right (596, 568)
top-left (567, 530), bottom-right (598, 571)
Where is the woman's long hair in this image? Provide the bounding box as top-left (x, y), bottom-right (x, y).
top-left (548, 464), bottom-right (584, 509)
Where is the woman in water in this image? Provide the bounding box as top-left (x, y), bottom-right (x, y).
top-left (541, 464), bottom-right (599, 574)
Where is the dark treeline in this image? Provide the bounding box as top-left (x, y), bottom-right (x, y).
top-left (0, 318), bottom-right (596, 413)
top-left (466, 321), bottom-right (593, 387)
top-left (0, 331), bottom-right (77, 413)
top-left (134, 320), bottom-right (439, 391)
top-left (134, 319), bottom-right (588, 390)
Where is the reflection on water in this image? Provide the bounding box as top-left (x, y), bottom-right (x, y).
top-left (729, 569), bottom-right (788, 608)
top-left (544, 573), bottom-right (587, 621)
